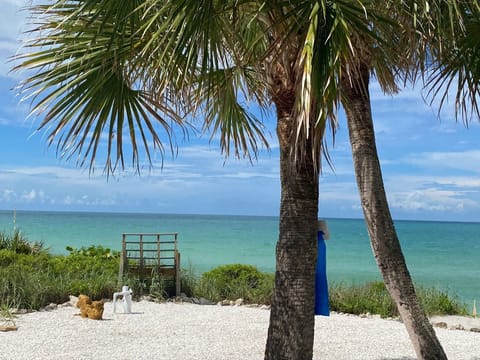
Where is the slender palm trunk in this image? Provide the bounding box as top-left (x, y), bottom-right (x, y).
top-left (265, 93), bottom-right (319, 360)
top-left (341, 63), bottom-right (447, 360)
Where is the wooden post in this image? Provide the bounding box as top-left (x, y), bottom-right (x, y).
top-left (175, 251), bottom-right (181, 296)
top-left (175, 233), bottom-right (181, 296)
top-left (118, 234), bottom-right (126, 285)
top-left (156, 233), bottom-right (161, 275)
top-left (139, 234), bottom-right (144, 283)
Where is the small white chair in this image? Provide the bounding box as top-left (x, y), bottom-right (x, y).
top-left (113, 285), bottom-right (133, 314)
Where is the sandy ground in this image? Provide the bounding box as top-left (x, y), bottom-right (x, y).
top-left (0, 301), bottom-right (479, 360)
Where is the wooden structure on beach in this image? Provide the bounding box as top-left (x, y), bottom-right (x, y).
top-left (118, 233), bottom-right (181, 296)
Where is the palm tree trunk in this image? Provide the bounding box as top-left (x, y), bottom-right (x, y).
top-left (341, 63), bottom-right (447, 360)
top-left (265, 99), bottom-right (319, 360)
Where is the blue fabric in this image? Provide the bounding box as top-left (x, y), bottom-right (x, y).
top-left (315, 231), bottom-right (330, 316)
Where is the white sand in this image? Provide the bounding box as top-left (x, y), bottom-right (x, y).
top-left (1, 301), bottom-right (479, 360)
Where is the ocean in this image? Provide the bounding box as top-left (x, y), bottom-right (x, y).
top-left (0, 210), bottom-right (478, 303)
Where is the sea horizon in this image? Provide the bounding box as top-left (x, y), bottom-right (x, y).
top-left (2, 208), bottom-right (479, 225)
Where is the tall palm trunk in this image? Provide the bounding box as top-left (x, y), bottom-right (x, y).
top-left (341, 63), bottom-right (447, 360)
top-left (265, 88), bottom-right (319, 360)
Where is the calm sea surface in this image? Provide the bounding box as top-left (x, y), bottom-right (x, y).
top-left (1, 210), bottom-right (478, 302)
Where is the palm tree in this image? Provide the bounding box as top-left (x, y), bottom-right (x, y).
top-left (14, 1), bottom-right (472, 359)
top-left (13, 2), bottom-right (343, 358)
top-left (341, 61), bottom-right (448, 360)
top-left (339, 2), bottom-right (480, 359)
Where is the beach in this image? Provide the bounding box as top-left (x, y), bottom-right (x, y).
top-left (1, 300), bottom-right (479, 360)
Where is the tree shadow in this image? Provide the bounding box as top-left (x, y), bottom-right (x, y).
top-left (381, 356), bottom-right (480, 360)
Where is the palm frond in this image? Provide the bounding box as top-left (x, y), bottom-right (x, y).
top-left (425, 4), bottom-right (480, 123)
top-left (193, 66), bottom-right (269, 160)
top-left (14, 0), bottom-right (187, 174)
top-left (293, 1), bottom-right (379, 170)
top-left (135, 0), bottom-right (272, 159)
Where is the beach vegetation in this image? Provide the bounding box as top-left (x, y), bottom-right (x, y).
top-left (65, 245), bottom-right (119, 259)
top-left (179, 265), bottom-right (200, 298)
top-left (416, 287), bottom-right (468, 317)
top-left (0, 303), bottom-right (17, 328)
top-left (0, 238), bottom-right (119, 310)
top-left (329, 281), bottom-right (467, 318)
top-left (0, 229), bottom-right (45, 255)
top-left (0, 229), bottom-right (468, 318)
top-left (195, 264), bottom-right (274, 304)
top-left (329, 281), bottom-right (398, 318)
top-left (148, 274), bottom-right (169, 301)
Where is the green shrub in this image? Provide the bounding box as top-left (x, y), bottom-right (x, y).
top-left (249, 272), bottom-right (274, 305)
top-left (0, 244), bottom-right (119, 310)
top-left (65, 245), bottom-right (119, 259)
top-left (195, 264), bottom-right (273, 304)
top-left (52, 246), bottom-right (120, 299)
top-left (0, 249), bottom-right (19, 267)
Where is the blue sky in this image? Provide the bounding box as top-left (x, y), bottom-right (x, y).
top-left (1, 1), bottom-right (480, 222)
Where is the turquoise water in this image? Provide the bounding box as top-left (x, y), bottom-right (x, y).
top-left (1, 210), bottom-right (479, 302)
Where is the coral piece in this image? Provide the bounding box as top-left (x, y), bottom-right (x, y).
top-left (87, 301), bottom-right (104, 320)
top-left (79, 304), bottom-right (90, 318)
top-left (76, 294), bottom-right (103, 320)
top-left (77, 294), bottom-right (92, 309)
top-left (77, 294), bottom-right (92, 318)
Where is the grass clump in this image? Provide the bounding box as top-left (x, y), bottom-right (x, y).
top-left (416, 286), bottom-right (468, 316)
top-left (0, 229), bottom-right (45, 255)
top-left (329, 281), bottom-right (398, 317)
top-left (0, 303), bottom-right (17, 328)
top-left (329, 281), bottom-right (468, 318)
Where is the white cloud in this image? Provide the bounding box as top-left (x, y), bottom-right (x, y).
top-left (321, 184), bottom-right (359, 202)
top-left (0, 1), bottom-right (29, 41)
top-left (20, 189), bottom-right (49, 203)
top-left (384, 172), bottom-right (478, 192)
top-left (0, 105), bottom-right (33, 129)
top-left (388, 188), bottom-right (478, 213)
top-left (1, 189), bottom-right (15, 201)
top-left (0, 117), bottom-right (11, 126)
top-left (0, 0), bottom-right (29, 78)
top-left (2, 165), bottom-right (92, 181)
top-left (0, 151), bottom-right (283, 214)
top-left (405, 150), bottom-right (480, 174)
top-left (434, 177), bottom-right (480, 188)
top-left (3, 0), bottom-right (27, 7)
top-left (224, 171), bottom-right (278, 179)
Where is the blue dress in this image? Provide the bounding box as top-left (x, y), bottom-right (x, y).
top-left (315, 231), bottom-right (330, 316)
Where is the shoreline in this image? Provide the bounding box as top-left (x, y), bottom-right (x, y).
top-left (1, 300), bottom-right (479, 360)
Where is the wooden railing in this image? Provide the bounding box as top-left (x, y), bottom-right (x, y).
top-left (118, 233), bottom-right (181, 296)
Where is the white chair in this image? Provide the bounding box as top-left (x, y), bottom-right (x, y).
top-left (113, 285), bottom-right (133, 313)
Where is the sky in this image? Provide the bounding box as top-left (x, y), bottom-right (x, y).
top-left (1, 1), bottom-right (480, 222)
